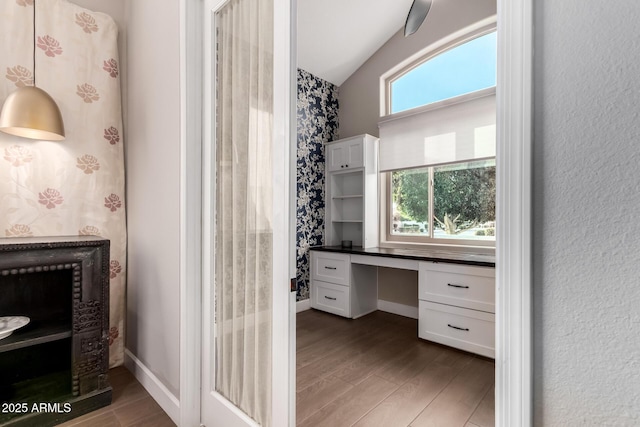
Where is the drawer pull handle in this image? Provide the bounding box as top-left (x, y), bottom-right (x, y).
top-left (447, 283), bottom-right (469, 289)
top-left (447, 324), bottom-right (469, 332)
top-left (324, 296), bottom-right (337, 301)
top-left (324, 266), bottom-right (337, 270)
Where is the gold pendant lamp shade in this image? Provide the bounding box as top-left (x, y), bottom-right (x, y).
top-left (0, 0), bottom-right (65, 141)
top-left (0, 86), bottom-right (65, 141)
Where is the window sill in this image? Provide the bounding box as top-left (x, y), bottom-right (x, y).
top-left (378, 239), bottom-right (495, 257)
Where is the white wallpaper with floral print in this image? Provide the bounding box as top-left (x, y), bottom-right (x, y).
top-left (0, 0), bottom-right (126, 367)
top-left (296, 69), bottom-right (339, 301)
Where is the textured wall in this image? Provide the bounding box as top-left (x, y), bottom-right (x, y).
top-left (533, 1), bottom-right (640, 425)
top-left (296, 69), bottom-right (339, 301)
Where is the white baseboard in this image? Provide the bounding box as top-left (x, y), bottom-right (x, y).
top-left (124, 349), bottom-right (180, 425)
top-left (296, 298), bottom-right (311, 313)
top-left (377, 299), bottom-right (419, 319)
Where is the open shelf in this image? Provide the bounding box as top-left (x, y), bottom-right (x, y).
top-left (0, 237), bottom-right (112, 426)
top-left (0, 369), bottom-right (72, 424)
top-left (330, 170), bottom-right (363, 198)
top-left (329, 221), bottom-right (364, 246)
top-left (0, 319), bottom-right (71, 354)
top-left (332, 194), bottom-right (363, 199)
top-left (331, 195), bottom-right (363, 222)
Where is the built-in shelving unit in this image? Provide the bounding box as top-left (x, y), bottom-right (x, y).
top-left (325, 134), bottom-right (379, 248)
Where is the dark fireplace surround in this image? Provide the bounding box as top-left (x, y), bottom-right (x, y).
top-left (0, 236), bottom-right (112, 427)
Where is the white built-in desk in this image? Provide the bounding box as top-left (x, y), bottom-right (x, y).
top-left (309, 246), bottom-right (496, 358)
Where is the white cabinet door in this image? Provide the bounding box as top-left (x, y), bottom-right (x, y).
top-left (327, 137), bottom-right (364, 172)
top-left (327, 143), bottom-right (346, 172)
top-left (345, 138), bottom-right (364, 169)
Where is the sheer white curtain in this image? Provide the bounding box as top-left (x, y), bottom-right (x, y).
top-left (214, 0), bottom-right (273, 425)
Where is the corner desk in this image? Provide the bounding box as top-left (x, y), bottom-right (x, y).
top-left (309, 246), bottom-right (496, 358)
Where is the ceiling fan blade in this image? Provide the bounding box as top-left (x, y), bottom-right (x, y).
top-left (404, 0), bottom-right (432, 37)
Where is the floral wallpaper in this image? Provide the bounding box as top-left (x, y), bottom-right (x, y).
top-left (296, 69), bottom-right (339, 301)
top-left (0, 0), bottom-right (126, 367)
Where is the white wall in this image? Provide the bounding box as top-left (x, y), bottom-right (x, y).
top-left (533, 2), bottom-right (640, 425)
top-left (124, 0), bottom-right (181, 399)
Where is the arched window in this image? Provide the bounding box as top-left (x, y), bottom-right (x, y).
top-left (389, 31), bottom-right (496, 114)
top-left (379, 25), bottom-right (497, 246)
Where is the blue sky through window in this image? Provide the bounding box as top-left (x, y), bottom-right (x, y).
top-left (391, 32), bottom-right (497, 114)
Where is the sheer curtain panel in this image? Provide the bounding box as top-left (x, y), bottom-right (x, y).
top-left (214, 0), bottom-right (274, 425)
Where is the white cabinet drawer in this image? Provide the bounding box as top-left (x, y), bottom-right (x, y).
top-left (419, 300), bottom-right (495, 358)
top-left (311, 251), bottom-right (350, 286)
top-left (419, 262), bottom-right (495, 313)
top-left (311, 280), bottom-right (350, 318)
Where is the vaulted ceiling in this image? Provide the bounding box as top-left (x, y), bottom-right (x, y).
top-left (296, 0), bottom-right (414, 86)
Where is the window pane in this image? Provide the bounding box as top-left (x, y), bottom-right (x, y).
top-left (391, 31), bottom-right (497, 114)
top-left (391, 168), bottom-right (429, 236)
top-left (433, 159), bottom-right (495, 240)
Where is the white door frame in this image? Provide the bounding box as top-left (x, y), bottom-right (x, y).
top-left (495, 0), bottom-right (533, 425)
top-left (180, 0), bottom-right (533, 425)
top-left (179, 0), bottom-right (203, 425)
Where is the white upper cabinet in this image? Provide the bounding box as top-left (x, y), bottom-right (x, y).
top-left (327, 136), bottom-right (365, 171)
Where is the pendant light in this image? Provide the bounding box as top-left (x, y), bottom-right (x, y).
top-left (0, 0), bottom-right (65, 141)
top-left (404, 0), bottom-right (432, 37)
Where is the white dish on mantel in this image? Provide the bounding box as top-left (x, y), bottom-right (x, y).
top-left (0, 316), bottom-right (30, 340)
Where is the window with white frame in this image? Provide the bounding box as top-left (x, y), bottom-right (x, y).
top-left (379, 26), bottom-right (497, 246)
top-left (389, 30), bottom-right (496, 114)
top-left (390, 159), bottom-right (496, 242)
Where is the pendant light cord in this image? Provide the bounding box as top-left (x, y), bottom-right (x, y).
top-left (33, 0), bottom-right (36, 87)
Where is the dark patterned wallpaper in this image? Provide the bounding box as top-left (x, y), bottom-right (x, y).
top-left (296, 69), bottom-right (339, 301)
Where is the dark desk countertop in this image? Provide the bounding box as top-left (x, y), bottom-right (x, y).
top-left (311, 246), bottom-right (495, 268)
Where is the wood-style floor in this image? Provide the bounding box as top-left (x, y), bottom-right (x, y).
top-left (56, 367), bottom-right (175, 427)
top-left (297, 309), bottom-right (495, 427)
top-left (54, 310), bottom-right (491, 427)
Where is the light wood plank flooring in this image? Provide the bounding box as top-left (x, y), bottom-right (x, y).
top-left (56, 367), bottom-right (175, 427)
top-left (297, 309), bottom-right (494, 427)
